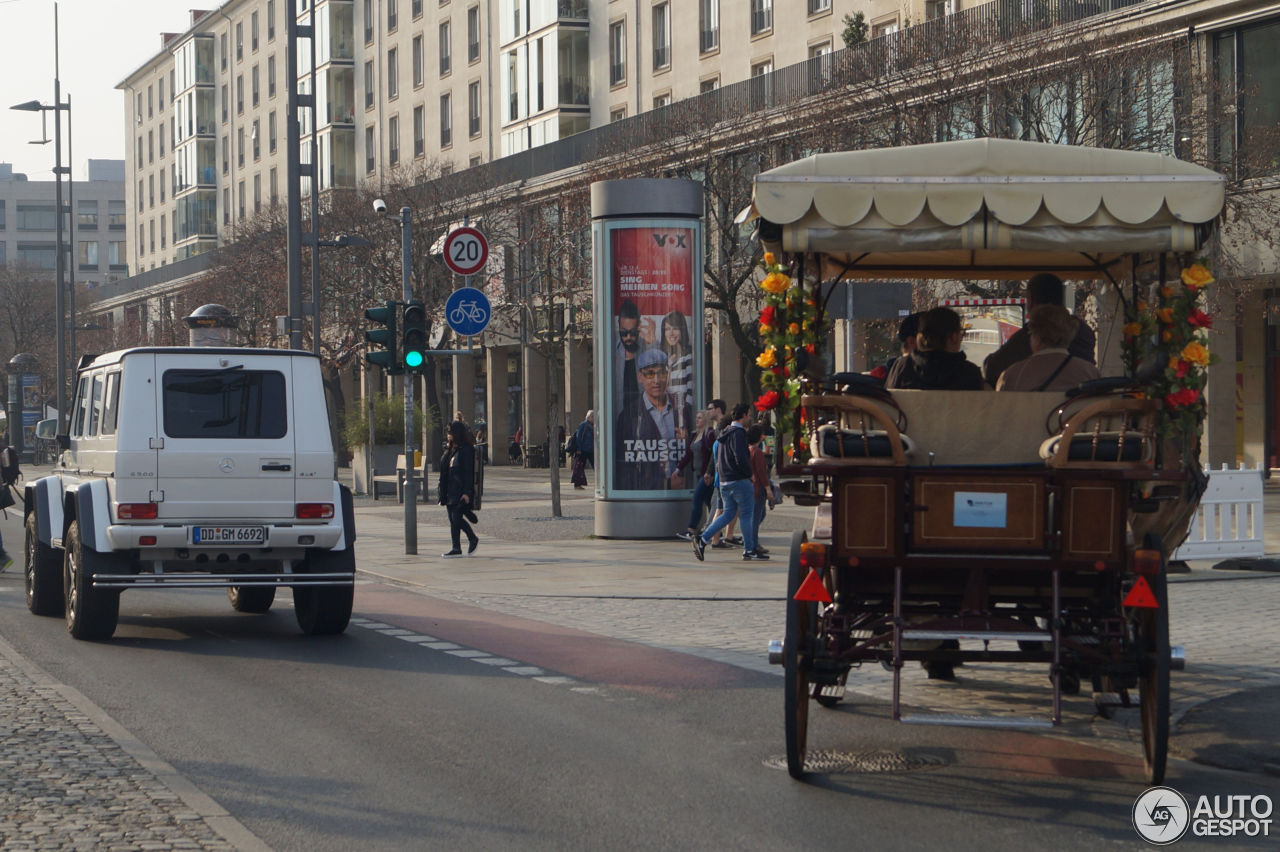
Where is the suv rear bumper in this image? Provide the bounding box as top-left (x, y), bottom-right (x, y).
top-left (104, 522), bottom-right (344, 551)
top-left (91, 570), bottom-right (354, 590)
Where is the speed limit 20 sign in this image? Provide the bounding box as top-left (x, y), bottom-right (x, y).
top-left (443, 226), bottom-right (489, 276)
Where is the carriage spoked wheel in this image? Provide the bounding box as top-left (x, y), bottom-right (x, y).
top-left (785, 530), bottom-right (818, 779)
top-left (1136, 535), bottom-right (1171, 785)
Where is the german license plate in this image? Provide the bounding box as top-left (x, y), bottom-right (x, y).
top-left (192, 526), bottom-right (267, 545)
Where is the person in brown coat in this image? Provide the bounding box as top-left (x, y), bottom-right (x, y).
top-left (996, 305), bottom-right (1102, 393)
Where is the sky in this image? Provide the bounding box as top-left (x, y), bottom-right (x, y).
top-left (1, 0), bottom-right (192, 181)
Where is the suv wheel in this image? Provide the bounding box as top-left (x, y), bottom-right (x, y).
top-left (64, 521), bottom-right (120, 640)
top-left (228, 585), bottom-right (276, 613)
top-left (293, 547), bottom-right (354, 636)
top-left (25, 511), bottom-right (64, 616)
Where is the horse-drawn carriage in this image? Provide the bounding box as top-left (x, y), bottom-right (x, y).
top-left (744, 138), bottom-right (1225, 783)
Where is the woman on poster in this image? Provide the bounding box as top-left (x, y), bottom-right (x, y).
top-left (661, 310), bottom-right (694, 410)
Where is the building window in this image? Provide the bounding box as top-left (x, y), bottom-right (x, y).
top-left (222, 84), bottom-right (229, 123)
top-left (413, 35), bottom-right (424, 87)
top-left (610, 106), bottom-right (626, 122)
top-left (414, 105), bottom-right (425, 156)
top-left (160, 215), bottom-right (166, 249)
top-left (387, 48), bottom-right (398, 99)
top-left (269, 167), bottom-right (278, 203)
top-left (109, 240), bottom-right (125, 268)
top-left (750, 0), bottom-right (772, 35)
top-left (268, 55), bottom-right (276, 98)
top-left (653, 92), bottom-right (671, 109)
top-left (468, 80), bottom-right (481, 136)
top-left (609, 21), bottom-right (625, 85)
top-left (388, 116), bottom-right (400, 165)
top-left (269, 111), bottom-right (277, 153)
top-left (267, 0), bottom-right (275, 40)
top-left (159, 77), bottom-right (165, 111)
top-left (388, 0), bottom-right (398, 30)
top-left (253, 174), bottom-right (261, 212)
top-left (413, 0), bottom-right (422, 17)
top-left (252, 65), bottom-right (260, 107)
top-left (366, 125), bottom-right (376, 172)
top-left (440, 92), bottom-right (452, 146)
top-left (149, 174), bottom-right (155, 207)
top-left (223, 188), bottom-right (230, 224)
top-left (871, 17), bottom-right (899, 39)
top-left (78, 200), bottom-right (98, 230)
top-left (808, 41), bottom-right (833, 87)
top-left (808, 0), bottom-right (831, 13)
top-left (236, 21), bottom-right (243, 62)
top-left (467, 6), bottom-right (480, 63)
top-left (221, 33), bottom-right (227, 70)
top-left (78, 241), bottom-right (99, 270)
top-left (253, 120), bottom-right (261, 160)
top-left (364, 0), bottom-right (373, 42)
top-left (238, 181), bottom-right (245, 219)
top-left (222, 134), bottom-right (229, 174)
top-left (439, 21), bottom-right (452, 74)
top-left (365, 60), bottom-right (375, 107)
top-left (237, 75), bottom-right (244, 114)
top-left (137, 180), bottom-right (144, 212)
top-left (699, 76), bottom-right (719, 93)
top-left (238, 127), bottom-right (245, 167)
top-left (17, 203), bottom-right (56, 230)
top-left (148, 130), bottom-right (154, 164)
top-left (1214, 23), bottom-right (1280, 176)
top-left (251, 10), bottom-right (259, 51)
top-left (149, 219), bottom-right (155, 253)
top-left (159, 125), bottom-right (166, 158)
top-left (652, 4), bottom-right (670, 70)
top-left (148, 84), bottom-right (154, 118)
top-left (507, 52), bottom-right (519, 120)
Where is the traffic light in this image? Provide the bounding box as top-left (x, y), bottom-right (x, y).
top-left (365, 300), bottom-right (401, 375)
top-left (401, 300), bottom-right (427, 373)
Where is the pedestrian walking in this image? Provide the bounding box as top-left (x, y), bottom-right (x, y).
top-left (747, 425), bottom-right (770, 554)
top-left (570, 410), bottom-right (595, 489)
top-left (438, 420), bottom-right (479, 557)
top-left (673, 404), bottom-right (718, 540)
top-left (691, 403), bottom-right (768, 561)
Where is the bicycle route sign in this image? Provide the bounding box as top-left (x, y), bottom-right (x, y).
top-left (445, 286), bottom-right (491, 336)
top-left (442, 225), bottom-right (489, 276)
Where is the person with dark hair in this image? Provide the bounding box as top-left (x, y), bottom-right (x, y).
top-left (982, 273), bottom-right (1097, 387)
top-left (871, 311), bottom-right (923, 380)
top-left (885, 307), bottom-right (985, 391)
top-left (673, 405), bottom-right (717, 539)
top-left (746, 424), bottom-right (771, 553)
top-left (692, 403), bottom-right (768, 561)
top-left (437, 419), bottom-right (479, 557)
top-left (613, 298), bottom-right (644, 413)
top-left (661, 310), bottom-right (694, 409)
top-left (996, 305), bottom-right (1102, 392)
top-left (570, 410), bottom-right (595, 489)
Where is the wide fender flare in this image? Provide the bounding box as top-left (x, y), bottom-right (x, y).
top-left (67, 479), bottom-right (113, 553)
top-left (330, 482), bottom-right (356, 551)
top-left (25, 476), bottom-right (65, 548)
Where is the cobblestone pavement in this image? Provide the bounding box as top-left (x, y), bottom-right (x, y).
top-left (0, 634), bottom-right (248, 851)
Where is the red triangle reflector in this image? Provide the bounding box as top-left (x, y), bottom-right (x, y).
top-left (1122, 576), bottom-right (1159, 609)
top-left (794, 568), bottom-right (832, 603)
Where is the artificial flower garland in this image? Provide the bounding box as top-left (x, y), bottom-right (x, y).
top-left (752, 252), bottom-right (824, 462)
top-left (1121, 261), bottom-right (1216, 439)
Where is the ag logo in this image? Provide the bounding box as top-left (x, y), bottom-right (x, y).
top-left (1133, 786), bottom-right (1190, 845)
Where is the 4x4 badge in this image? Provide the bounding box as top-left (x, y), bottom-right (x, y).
top-left (218, 458), bottom-right (235, 473)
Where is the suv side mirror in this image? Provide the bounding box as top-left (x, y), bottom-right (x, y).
top-left (57, 434), bottom-right (70, 450)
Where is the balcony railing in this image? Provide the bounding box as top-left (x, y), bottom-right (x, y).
top-left (558, 0), bottom-right (587, 18)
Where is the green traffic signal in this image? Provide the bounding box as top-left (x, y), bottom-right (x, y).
top-left (401, 301), bottom-right (427, 373)
top-left (364, 300), bottom-right (402, 375)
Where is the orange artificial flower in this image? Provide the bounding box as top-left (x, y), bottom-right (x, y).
top-left (1123, 322), bottom-right (1143, 337)
top-left (1181, 263), bottom-right (1214, 289)
top-left (788, 322), bottom-right (801, 335)
top-left (763, 251), bottom-right (776, 266)
top-left (1156, 307), bottom-right (1174, 324)
top-left (1181, 341), bottom-right (1210, 367)
top-left (756, 347), bottom-right (777, 368)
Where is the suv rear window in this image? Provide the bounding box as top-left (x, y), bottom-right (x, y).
top-left (162, 369), bottom-right (287, 439)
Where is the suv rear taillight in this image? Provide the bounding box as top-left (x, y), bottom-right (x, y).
top-left (117, 503), bottom-right (159, 520)
top-left (295, 503), bottom-right (334, 519)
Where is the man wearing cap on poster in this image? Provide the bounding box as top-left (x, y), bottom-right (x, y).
top-left (615, 347), bottom-right (693, 491)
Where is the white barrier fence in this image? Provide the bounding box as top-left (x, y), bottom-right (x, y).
top-left (1172, 464), bottom-right (1265, 561)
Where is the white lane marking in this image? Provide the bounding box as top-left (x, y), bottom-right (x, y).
top-left (353, 622), bottom-right (589, 695)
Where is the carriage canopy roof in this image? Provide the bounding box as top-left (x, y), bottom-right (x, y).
top-left (746, 138), bottom-right (1226, 280)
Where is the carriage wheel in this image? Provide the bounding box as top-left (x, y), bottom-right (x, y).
top-left (1137, 538), bottom-right (1171, 784)
top-left (785, 530), bottom-right (816, 779)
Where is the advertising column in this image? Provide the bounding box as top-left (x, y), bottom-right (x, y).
top-left (591, 179), bottom-right (703, 538)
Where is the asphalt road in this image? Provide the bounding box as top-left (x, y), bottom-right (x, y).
top-left (3, 569), bottom-right (1278, 851)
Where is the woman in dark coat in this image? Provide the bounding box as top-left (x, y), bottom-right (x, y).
top-left (438, 420), bottom-right (479, 557)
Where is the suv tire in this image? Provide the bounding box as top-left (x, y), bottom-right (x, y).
top-left (25, 511), bottom-right (64, 616)
top-left (228, 585), bottom-right (276, 613)
top-left (293, 547), bottom-right (354, 636)
top-left (64, 521), bottom-right (121, 640)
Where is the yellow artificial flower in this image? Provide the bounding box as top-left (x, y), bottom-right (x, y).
top-left (1162, 330), bottom-right (1173, 343)
top-left (1156, 308), bottom-right (1174, 324)
top-left (1160, 285), bottom-right (1174, 299)
top-left (1167, 356), bottom-right (1180, 371)
top-left (760, 272), bottom-right (790, 294)
top-left (788, 322), bottom-right (801, 335)
top-left (1181, 263), bottom-right (1214, 289)
top-left (763, 251), bottom-right (776, 266)
top-left (1181, 341), bottom-right (1210, 367)
top-left (1136, 301), bottom-right (1148, 312)
top-left (759, 322), bottom-right (773, 335)
top-left (1123, 322), bottom-right (1143, 337)
top-left (756, 348), bottom-right (777, 369)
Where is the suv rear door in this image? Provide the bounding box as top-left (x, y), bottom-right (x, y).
top-left (153, 352), bottom-right (296, 521)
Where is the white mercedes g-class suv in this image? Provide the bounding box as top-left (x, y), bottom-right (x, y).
top-left (24, 347), bottom-right (356, 640)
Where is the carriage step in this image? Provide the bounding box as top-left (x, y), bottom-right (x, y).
top-left (900, 630), bottom-right (1051, 642)
top-left (900, 713), bottom-right (1055, 730)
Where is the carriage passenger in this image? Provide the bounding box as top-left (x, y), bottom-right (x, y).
top-left (995, 305), bottom-right (1102, 393)
top-left (884, 307), bottom-right (985, 391)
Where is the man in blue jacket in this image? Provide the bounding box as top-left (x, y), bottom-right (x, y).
top-left (692, 403), bottom-right (769, 561)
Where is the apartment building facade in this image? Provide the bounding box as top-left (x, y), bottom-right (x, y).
top-left (0, 160), bottom-right (128, 289)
